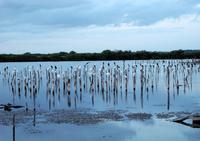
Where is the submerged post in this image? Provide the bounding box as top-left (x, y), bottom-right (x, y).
top-left (13, 114), bottom-right (15, 141)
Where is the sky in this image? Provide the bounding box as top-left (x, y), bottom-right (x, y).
top-left (0, 0), bottom-right (200, 54)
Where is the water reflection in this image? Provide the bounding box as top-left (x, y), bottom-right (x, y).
top-left (12, 114), bottom-right (15, 141)
top-left (0, 59), bottom-right (200, 111)
top-left (176, 120), bottom-right (200, 128)
top-left (33, 109), bottom-right (36, 126)
top-left (6, 118), bottom-right (200, 141)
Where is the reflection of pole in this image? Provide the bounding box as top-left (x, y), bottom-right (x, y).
top-left (167, 88), bottom-right (170, 110)
top-left (80, 91), bottom-right (82, 103)
top-left (167, 66), bottom-right (170, 90)
top-left (74, 96), bottom-right (77, 109)
top-left (140, 66), bottom-right (144, 109)
top-left (67, 95), bottom-right (71, 107)
top-left (13, 93), bottom-right (15, 107)
top-left (92, 93), bottom-right (94, 106)
top-left (141, 87), bottom-right (143, 109)
top-left (13, 114), bottom-right (15, 141)
top-left (167, 66), bottom-right (170, 110)
top-left (133, 90), bottom-right (136, 103)
top-left (33, 90), bottom-right (36, 126)
top-left (33, 109), bottom-right (36, 126)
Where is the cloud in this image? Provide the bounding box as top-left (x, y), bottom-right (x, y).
top-left (196, 3), bottom-right (200, 8)
top-left (0, 13), bottom-right (200, 54)
top-left (0, 0), bottom-right (200, 53)
top-left (0, 0), bottom-right (200, 31)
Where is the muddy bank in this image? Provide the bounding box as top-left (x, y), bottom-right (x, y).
top-left (126, 113), bottom-right (152, 121)
top-left (45, 110), bottom-right (124, 125)
top-left (156, 112), bottom-right (192, 121)
top-left (0, 108), bottom-right (199, 126)
top-left (0, 109), bottom-right (152, 125)
top-left (0, 109), bottom-right (46, 126)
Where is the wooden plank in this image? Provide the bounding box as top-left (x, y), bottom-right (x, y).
top-left (172, 116), bottom-right (190, 122)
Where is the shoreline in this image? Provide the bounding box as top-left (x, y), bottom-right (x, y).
top-left (0, 50), bottom-right (200, 62)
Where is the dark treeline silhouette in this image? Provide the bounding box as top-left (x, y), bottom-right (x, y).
top-left (0, 50), bottom-right (200, 62)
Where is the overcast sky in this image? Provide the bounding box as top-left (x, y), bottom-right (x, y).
top-left (0, 0), bottom-right (200, 54)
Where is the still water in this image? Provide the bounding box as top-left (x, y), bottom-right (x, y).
top-left (0, 60), bottom-right (200, 141)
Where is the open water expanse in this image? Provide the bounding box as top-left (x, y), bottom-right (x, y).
top-left (0, 60), bottom-right (200, 141)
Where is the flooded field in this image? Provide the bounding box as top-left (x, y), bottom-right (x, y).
top-left (0, 60), bottom-right (200, 141)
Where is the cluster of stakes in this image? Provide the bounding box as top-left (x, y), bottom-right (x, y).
top-left (1, 59), bottom-right (200, 110)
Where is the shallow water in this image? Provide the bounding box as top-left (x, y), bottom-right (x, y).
top-left (0, 60), bottom-right (200, 141)
top-left (1, 119), bottom-right (200, 141)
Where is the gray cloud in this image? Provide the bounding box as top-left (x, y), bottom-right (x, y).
top-left (0, 0), bottom-right (200, 33)
top-left (0, 0), bottom-right (200, 54)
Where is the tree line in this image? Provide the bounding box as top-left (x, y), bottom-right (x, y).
top-left (0, 50), bottom-right (200, 62)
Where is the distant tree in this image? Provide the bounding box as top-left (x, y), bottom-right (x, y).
top-left (0, 49), bottom-right (200, 62)
top-left (69, 51), bottom-right (76, 54)
top-left (59, 52), bottom-right (68, 55)
top-left (24, 52), bottom-right (31, 55)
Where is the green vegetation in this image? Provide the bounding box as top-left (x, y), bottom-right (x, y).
top-left (0, 50), bottom-right (200, 62)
